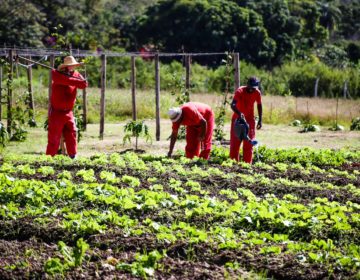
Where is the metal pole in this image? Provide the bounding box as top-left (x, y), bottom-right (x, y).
top-left (343, 80), bottom-right (348, 99)
top-left (155, 53), bottom-right (160, 141)
top-left (314, 78), bottom-right (319, 98)
top-left (99, 54), bottom-right (106, 140)
top-left (131, 56), bottom-right (137, 120)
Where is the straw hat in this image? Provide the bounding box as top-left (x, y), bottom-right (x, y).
top-left (58, 56), bottom-right (82, 70)
top-left (168, 107), bottom-right (182, 123)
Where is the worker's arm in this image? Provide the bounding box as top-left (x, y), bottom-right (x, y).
top-left (257, 103), bottom-right (263, 129)
top-left (199, 118), bottom-right (207, 141)
top-left (167, 129), bottom-right (178, 157)
top-left (52, 70), bottom-right (88, 89)
top-left (231, 99), bottom-right (244, 120)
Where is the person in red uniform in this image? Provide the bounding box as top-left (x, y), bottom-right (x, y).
top-left (230, 76), bottom-right (263, 163)
top-left (168, 102), bottom-right (214, 160)
top-left (46, 56), bottom-right (88, 158)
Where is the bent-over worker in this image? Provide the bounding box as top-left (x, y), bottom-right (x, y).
top-left (168, 102), bottom-right (214, 160)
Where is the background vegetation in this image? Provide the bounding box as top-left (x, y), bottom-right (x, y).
top-left (1, 0), bottom-right (359, 98)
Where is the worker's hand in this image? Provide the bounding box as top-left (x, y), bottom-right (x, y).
top-left (257, 120), bottom-right (262, 130)
top-left (238, 113), bottom-right (245, 120)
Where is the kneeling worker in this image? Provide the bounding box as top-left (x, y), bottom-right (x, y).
top-left (168, 102), bottom-right (214, 160)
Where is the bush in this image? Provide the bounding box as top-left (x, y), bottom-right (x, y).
top-left (350, 117), bottom-right (360, 131)
top-left (25, 55), bottom-right (360, 99)
top-left (301, 123), bottom-right (321, 133)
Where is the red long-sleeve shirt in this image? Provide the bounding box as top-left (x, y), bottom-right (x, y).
top-left (51, 70), bottom-right (88, 111)
top-left (231, 86), bottom-right (262, 120)
top-left (172, 102), bottom-right (213, 131)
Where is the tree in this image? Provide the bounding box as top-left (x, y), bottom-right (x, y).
top-left (125, 0), bottom-right (276, 67)
top-left (318, 0), bottom-right (342, 39)
top-left (0, 0), bottom-right (46, 47)
top-left (338, 0), bottom-right (360, 40)
top-left (240, 0), bottom-right (301, 66)
top-left (285, 0), bottom-right (329, 60)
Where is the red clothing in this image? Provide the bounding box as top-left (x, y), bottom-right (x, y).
top-left (46, 110), bottom-right (77, 156)
top-left (230, 118), bottom-right (256, 162)
top-left (46, 70), bottom-right (88, 157)
top-left (51, 70), bottom-right (87, 111)
top-left (231, 86), bottom-right (262, 120)
top-left (230, 86), bottom-right (262, 163)
top-left (173, 102), bottom-right (214, 159)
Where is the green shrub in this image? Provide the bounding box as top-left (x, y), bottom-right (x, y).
top-left (350, 117), bottom-right (360, 131)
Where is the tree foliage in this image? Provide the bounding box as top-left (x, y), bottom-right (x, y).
top-left (126, 0), bottom-right (276, 66)
top-left (0, 0), bottom-right (46, 47)
top-left (0, 0), bottom-right (359, 68)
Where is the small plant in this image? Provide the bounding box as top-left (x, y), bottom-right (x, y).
top-left (44, 238), bottom-right (89, 276)
top-left (116, 250), bottom-right (165, 278)
top-left (329, 124), bottom-right (344, 131)
top-left (73, 99), bottom-right (85, 143)
top-left (291, 119), bottom-right (302, 127)
top-left (350, 117), bottom-right (360, 131)
top-left (170, 72), bottom-right (190, 140)
top-left (301, 121), bottom-right (321, 133)
top-left (0, 122), bottom-right (9, 148)
top-left (123, 120), bottom-right (152, 150)
top-left (214, 53), bottom-right (233, 141)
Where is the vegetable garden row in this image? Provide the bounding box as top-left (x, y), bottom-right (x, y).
top-left (0, 147), bottom-right (359, 279)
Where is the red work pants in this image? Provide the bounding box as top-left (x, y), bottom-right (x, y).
top-left (46, 110), bottom-right (77, 157)
top-left (230, 117), bottom-right (255, 163)
top-left (185, 112), bottom-right (214, 160)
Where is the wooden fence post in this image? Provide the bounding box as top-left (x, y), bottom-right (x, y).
top-left (27, 56), bottom-right (35, 119)
top-left (155, 53), bottom-right (160, 141)
top-left (185, 55), bottom-right (191, 92)
top-left (7, 49), bottom-right (14, 135)
top-left (82, 79), bottom-right (87, 131)
top-left (0, 64), bottom-right (2, 121)
top-left (79, 48), bottom-right (87, 130)
top-left (99, 54), bottom-right (106, 140)
top-left (131, 56), bottom-right (137, 120)
top-left (335, 93), bottom-right (339, 127)
top-left (233, 52), bottom-right (240, 90)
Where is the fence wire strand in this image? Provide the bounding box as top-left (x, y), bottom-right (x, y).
top-left (0, 47), bottom-right (230, 58)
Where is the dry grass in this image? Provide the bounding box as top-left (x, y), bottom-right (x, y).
top-left (11, 85), bottom-right (359, 126)
top-left (3, 86), bottom-right (359, 157)
top-left (4, 120), bottom-right (360, 157)
top-left (262, 96), bottom-right (360, 125)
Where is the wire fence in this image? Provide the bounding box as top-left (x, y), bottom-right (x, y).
top-left (0, 47), bottom-right (228, 58)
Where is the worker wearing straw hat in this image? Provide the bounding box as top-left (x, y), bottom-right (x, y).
top-left (168, 102), bottom-right (214, 160)
top-left (46, 56), bottom-right (88, 158)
